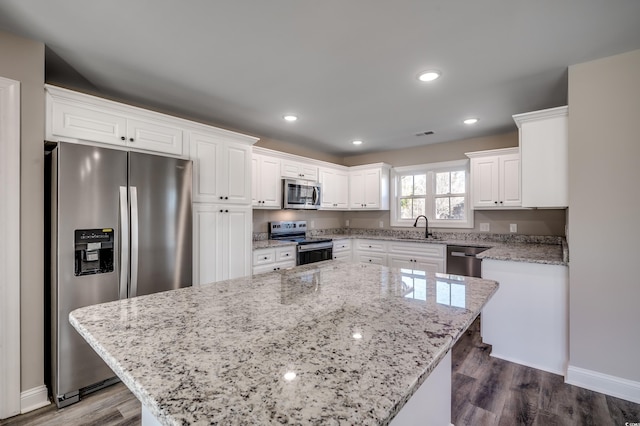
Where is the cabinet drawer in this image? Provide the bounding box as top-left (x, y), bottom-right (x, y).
top-left (333, 251), bottom-right (352, 262)
top-left (388, 242), bottom-right (445, 258)
top-left (275, 246), bottom-right (296, 262)
top-left (356, 253), bottom-right (387, 265)
top-left (356, 240), bottom-right (386, 252)
top-left (333, 239), bottom-right (352, 252)
top-left (253, 249), bottom-right (274, 266)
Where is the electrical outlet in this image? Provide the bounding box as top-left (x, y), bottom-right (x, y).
top-left (510, 223), bottom-right (517, 233)
top-left (345, 219), bottom-right (350, 227)
top-left (310, 220), bottom-right (315, 229)
top-left (379, 220), bottom-right (384, 228)
top-left (480, 223), bottom-right (490, 232)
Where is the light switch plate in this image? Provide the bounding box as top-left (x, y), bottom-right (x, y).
top-left (480, 223), bottom-right (490, 232)
top-left (345, 219), bottom-right (350, 227)
top-left (510, 223), bottom-right (517, 233)
top-left (310, 220), bottom-right (315, 229)
top-left (379, 221), bottom-right (384, 228)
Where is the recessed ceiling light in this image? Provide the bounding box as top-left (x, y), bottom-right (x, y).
top-left (283, 114), bottom-right (298, 122)
top-left (463, 118), bottom-right (479, 125)
top-left (417, 70), bottom-right (441, 82)
top-left (352, 140), bottom-right (363, 145)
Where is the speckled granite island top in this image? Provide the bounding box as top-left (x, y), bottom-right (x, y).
top-left (70, 262), bottom-right (498, 425)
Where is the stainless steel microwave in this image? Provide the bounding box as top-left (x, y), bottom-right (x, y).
top-left (283, 179), bottom-right (321, 209)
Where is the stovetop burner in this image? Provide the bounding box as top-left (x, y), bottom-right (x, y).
top-left (268, 221), bottom-right (332, 246)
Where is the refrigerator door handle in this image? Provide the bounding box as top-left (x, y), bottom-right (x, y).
top-left (119, 186), bottom-right (129, 299)
top-left (130, 186), bottom-right (139, 298)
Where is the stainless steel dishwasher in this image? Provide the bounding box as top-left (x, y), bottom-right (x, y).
top-left (446, 245), bottom-right (489, 278)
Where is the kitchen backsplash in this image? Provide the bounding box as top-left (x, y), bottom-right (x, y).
top-left (253, 227), bottom-right (563, 245)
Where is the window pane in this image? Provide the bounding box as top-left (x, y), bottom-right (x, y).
top-left (450, 197), bottom-right (465, 219)
top-left (413, 198), bottom-right (425, 217)
top-left (451, 171), bottom-right (465, 194)
top-left (435, 172), bottom-right (450, 195)
top-left (414, 174), bottom-right (427, 195)
top-left (435, 197), bottom-right (450, 219)
top-left (400, 198), bottom-right (412, 219)
top-left (400, 176), bottom-right (414, 196)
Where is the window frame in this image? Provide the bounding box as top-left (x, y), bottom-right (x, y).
top-left (390, 159), bottom-right (473, 229)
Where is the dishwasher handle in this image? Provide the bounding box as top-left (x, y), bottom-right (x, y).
top-left (451, 251), bottom-right (478, 258)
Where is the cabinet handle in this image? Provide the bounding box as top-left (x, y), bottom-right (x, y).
top-left (368, 259), bottom-right (372, 262)
top-left (499, 201), bottom-right (503, 204)
top-left (225, 196), bottom-right (229, 200)
top-left (225, 210), bottom-right (229, 213)
top-left (219, 209), bottom-right (223, 213)
top-left (120, 136), bottom-right (126, 141)
top-left (263, 256), bottom-right (268, 260)
top-left (285, 253), bottom-right (289, 256)
top-left (129, 138), bottom-right (134, 142)
top-left (220, 196), bottom-right (224, 200)
top-left (494, 201), bottom-right (498, 204)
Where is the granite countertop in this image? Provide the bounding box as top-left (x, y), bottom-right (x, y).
top-left (70, 262), bottom-right (498, 425)
top-left (254, 233), bottom-right (568, 266)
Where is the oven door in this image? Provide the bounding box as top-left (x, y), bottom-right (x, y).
top-left (297, 243), bottom-right (333, 265)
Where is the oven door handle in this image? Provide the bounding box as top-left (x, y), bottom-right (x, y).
top-left (297, 242), bottom-right (333, 252)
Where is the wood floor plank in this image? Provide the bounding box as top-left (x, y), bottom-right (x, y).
top-left (606, 394), bottom-right (640, 425)
top-left (471, 356), bottom-right (515, 415)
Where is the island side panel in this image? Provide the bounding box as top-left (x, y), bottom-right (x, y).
top-left (390, 351), bottom-right (452, 426)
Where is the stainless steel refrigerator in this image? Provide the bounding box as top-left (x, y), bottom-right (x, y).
top-left (49, 142), bottom-right (192, 407)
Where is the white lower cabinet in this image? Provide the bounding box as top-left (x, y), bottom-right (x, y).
top-left (252, 246), bottom-right (296, 275)
top-left (193, 204), bottom-right (252, 285)
top-left (332, 239), bottom-right (352, 262)
top-left (387, 242), bottom-right (445, 273)
top-left (481, 259), bottom-right (569, 376)
top-left (354, 239), bottom-right (388, 265)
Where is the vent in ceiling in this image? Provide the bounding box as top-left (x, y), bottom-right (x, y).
top-left (415, 131), bottom-right (435, 137)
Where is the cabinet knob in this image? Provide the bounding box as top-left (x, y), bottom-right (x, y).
top-left (285, 253), bottom-right (289, 256)
top-left (263, 256), bottom-right (268, 260)
top-left (225, 196), bottom-right (229, 200)
top-left (500, 201), bottom-right (503, 204)
top-left (368, 259), bottom-right (372, 262)
top-left (129, 138), bottom-right (134, 142)
top-left (494, 201), bottom-right (498, 204)
top-left (120, 136), bottom-right (126, 141)
top-left (219, 209), bottom-right (223, 213)
top-left (225, 209), bottom-right (229, 213)
top-left (220, 196), bottom-right (224, 200)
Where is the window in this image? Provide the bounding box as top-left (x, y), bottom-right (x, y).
top-left (391, 160), bottom-right (472, 228)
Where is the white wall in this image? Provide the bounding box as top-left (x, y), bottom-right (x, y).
top-left (568, 49), bottom-right (640, 385)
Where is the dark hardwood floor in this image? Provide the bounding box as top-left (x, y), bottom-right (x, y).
top-left (3, 317), bottom-right (638, 425)
top-left (452, 317), bottom-right (640, 425)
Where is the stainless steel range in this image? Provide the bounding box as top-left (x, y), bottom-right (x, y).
top-left (268, 221), bottom-right (333, 265)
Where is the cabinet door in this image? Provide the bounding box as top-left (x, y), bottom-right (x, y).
top-left (356, 253), bottom-right (387, 265)
top-left (223, 142), bottom-right (252, 205)
top-left (334, 171), bottom-right (349, 209)
top-left (319, 168), bottom-right (338, 208)
top-left (300, 164), bottom-right (318, 181)
top-left (499, 154), bottom-right (521, 207)
top-left (220, 206), bottom-right (252, 280)
top-left (388, 255), bottom-right (415, 269)
top-left (363, 169), bottom-right (381, 208)
top-left (258, 156), bottom-right (281, 207)
top-left (193, 205), bottom-right (221, 285)
top-left (127, 118), bottom-right (183, 155)
top-left (51, 101), bottom-right (127, 146)
top-left (281, 160), bottom-right (302, 179)
top-left (251, 156), bottom-right (259, 206)
top-left (190, 133), bottom-right (223, 202)
top-left (349, 172), bottom-right (365, 208)
top-left (416, 258), bottom-right (444, 273)
top-left (471, 157), bottom-right (499, 208)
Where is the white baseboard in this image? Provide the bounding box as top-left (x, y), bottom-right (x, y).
top-left (566, 365), bottom-right (640, 404)
top-left (20, 386), bottom-right (50, 414)
top-left (489, 352), bottom-right (565, 377)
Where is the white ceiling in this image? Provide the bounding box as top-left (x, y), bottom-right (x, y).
top-left (1, 1), bottom-right (640, 156)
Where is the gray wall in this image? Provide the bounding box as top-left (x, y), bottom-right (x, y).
top-left (0, 30), bottom-right (45, 392)
top-left (568, 49), bottom-right (640, 380)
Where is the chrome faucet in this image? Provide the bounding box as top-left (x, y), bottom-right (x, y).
top-left (413, 215), bottom-right (433, 239)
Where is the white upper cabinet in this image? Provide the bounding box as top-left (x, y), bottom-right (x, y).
top-left (467, 148), bottom-right (521, 209)
top-left (513, 106), bottom-right (568, 208)
top-left (281, 159), bottom-right (318, 181)
top-left (190, 132), bottom-right (253, 205)
top-left (349, 164), bottom-right (390, 210)
top-left (46, 85), bottom-right (184, 156)
top-left (318, 167), bottom-right (349, 209)
top-left (252, 153), bottom-right (281, 208)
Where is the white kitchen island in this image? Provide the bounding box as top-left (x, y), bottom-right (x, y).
top-left (70, 261), bottom-right (498, 425)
